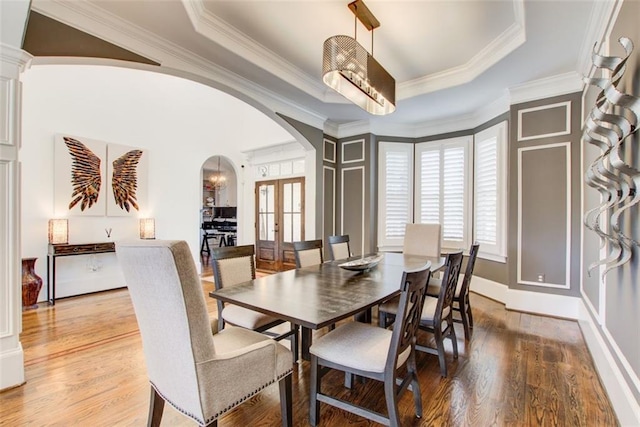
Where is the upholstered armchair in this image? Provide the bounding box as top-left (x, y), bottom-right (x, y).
top-left (116, 240), bottom-right (293, 427)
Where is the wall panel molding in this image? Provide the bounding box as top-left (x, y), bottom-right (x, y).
top-left (341, 139), bottom-right (365, 164)
top-left (341, 166), bottom-right (365, 255)
top-left (517, 142), bottom-right (571, 288)
top-left (517, 101), bottom-right (571, 141)
top-left (322, 165), bottom-right (335, 239)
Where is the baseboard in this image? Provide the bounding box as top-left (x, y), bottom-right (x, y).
top-left (470, 276), bottom-right (581, 319)
top-left (578, 302), bottom-right (640, 426)
top-left (470, 276), bottom-right (640, 425)
top-left (0, 344), bottom-right (25, 391)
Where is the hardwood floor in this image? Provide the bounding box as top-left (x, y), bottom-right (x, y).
top-left (1, 272), bottom-right (617, 426)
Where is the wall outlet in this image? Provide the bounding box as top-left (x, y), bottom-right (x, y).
top-left (537, 274), bottom-right (545, 283)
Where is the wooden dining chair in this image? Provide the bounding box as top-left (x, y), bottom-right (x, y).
top-left (309, 266), bottom-right (431, 427)
top-left (116, 240), bottom-right (293, 427)
top-left (327, 235), bottom-right (351, 261)
top-left (402, 223), bottom-right (441, 257)
top-left (427, 243), bottom-right (480, 340)
top-left (416, 250), bottom-right (464, 377)
top-left (210, 244), bottom-right (299, 362)
top-left (379, 250), bottom-right (464, 377)
top-left (293, 239), bottom-right (323, 268)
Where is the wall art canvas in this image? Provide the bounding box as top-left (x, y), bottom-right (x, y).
top-left (54, 135), bottom-right (148, 217)
top-left (54, 134), bottom-right (107, 216)
top-left (106, 143), bottom-right (148, 217)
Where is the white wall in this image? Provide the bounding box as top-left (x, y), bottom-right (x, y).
top-left (20, 64), bottom-right (298, 300)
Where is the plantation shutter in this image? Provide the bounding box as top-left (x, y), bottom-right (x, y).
top-left (474, 137), bottom-right (498, 245)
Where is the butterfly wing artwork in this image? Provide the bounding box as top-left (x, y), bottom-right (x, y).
top-left (111, 150), bottom-right (143, 212)
top-left (64, 137), bottom-right (102, 211)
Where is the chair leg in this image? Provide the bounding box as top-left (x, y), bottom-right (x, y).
top-left (449, 321), bottom-right (459, 360)
top-left (407, 352), bottom-right (423, 418)
top-left (290, 324), bottom-right (299, 363)
top-left (279, 374), bottom-right (293, 427)
top-left (309, 355), bottom-right (321, 426)
top-left (468, 304), bottom-right (474, 329)
top-left (384, 372), bottom-right (401, 427)
top-left (434, 328), bottom-right (447, 377)
top-left (147, 386), bottom-right (164, 427)
top-left (378, 312), bottom-right (387, 328)
top-left (459, 302), bottom-right (471, 341)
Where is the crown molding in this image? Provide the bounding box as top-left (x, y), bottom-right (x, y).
top-left (509, 71), bottom-right (583, 105)
top-left (577, 0), bottom-right (622, 77)
top-left (398, 0), bottom-right (525, 100)
top-left (0, 44), bottom-right (33, 71)
top-left (30, 0), bottom-right (328, 130)
top-left (182, 0), bottom-right (328, 102)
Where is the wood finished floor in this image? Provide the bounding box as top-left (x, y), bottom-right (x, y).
top-left (1, 268), bottom-right (617, 426)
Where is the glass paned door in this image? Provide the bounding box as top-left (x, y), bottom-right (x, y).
top-left (255, 178), bottom-right (305, 271)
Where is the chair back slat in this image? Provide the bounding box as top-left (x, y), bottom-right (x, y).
top-left (436, 251), bottom-right (464, 323)
top-left (391, 267), bottom-right (431, 360)
top-left (458, 242), bottom-right (480, 301)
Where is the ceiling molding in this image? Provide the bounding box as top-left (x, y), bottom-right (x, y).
top-left (182, 0), bottom-right (328, 102)
top-left (577, 0), bottom-right (622, 77)
top-left (399, 0), bottom-right (526, 100)
top-left (509, 71), bottom-right (583, 105)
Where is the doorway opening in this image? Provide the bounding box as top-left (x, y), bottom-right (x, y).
top-left (200, 156), bottom-right (238, 256)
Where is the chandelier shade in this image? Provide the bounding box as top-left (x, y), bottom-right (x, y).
top-left (323, 35), bottom-right (396, 115)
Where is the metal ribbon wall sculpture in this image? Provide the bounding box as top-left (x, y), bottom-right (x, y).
top-left (582, 37), bottom-right (640, 279)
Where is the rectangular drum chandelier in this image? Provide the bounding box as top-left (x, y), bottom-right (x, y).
top-left (323, 0), bottom-right (396, 115)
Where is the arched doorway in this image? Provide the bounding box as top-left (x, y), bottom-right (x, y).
top-left (200, 156), bottom-right (238, 256)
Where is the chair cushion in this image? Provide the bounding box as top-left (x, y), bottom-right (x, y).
top-left (378, 296), bottom-right (400, 315)
top-left (426, 275), bottom-right (465, 298)
top-left (222, 304), bottom-right (281, 329)
top-left (420, 296), bottom-right (450, 324)
top-left (211, 326), bottom-right (292, 383)
top-left (310, 322), bottom-right (410, 373)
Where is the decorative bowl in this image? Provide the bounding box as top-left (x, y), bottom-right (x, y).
top-left (338, 254), bottom-right (384, 271)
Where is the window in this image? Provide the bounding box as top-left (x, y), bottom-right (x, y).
top-left (377, 142), bottom-right (413, 250)
top-left (415, 137), bottom-right (472, 250)
top-left (474, 122), bottom-right (507, 261)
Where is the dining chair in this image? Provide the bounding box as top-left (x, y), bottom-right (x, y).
top-left (210, 244), bottom-right (299, 361)
top-left (116, 240), bottom-right (293, 427)
top-left (309, 266), bottom-right (431, 427)
top-left (379, 250), bottom-right (464, 377)
top-left (402, 223), bottom-right (441, 257)
top-left (327, 235), bottom-right (351, 261)
top-left (293, 239), bottom-right (323, 268)
top-left (427, 243), bottom-right (480, 340)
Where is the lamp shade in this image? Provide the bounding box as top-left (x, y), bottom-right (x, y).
top-left (48, 219), bottom-right (68, 244)
top-left (139, 218), bottom-right (155, 239)
top-left (323, 35), bottom-right (396, 115)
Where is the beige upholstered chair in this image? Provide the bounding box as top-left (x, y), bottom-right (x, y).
top-left (309, 266), bottom-right (431, 427)
top-left (427, 243), bottom-right (480, 340)
top-left (293, 239), bottom-right (323, 268)
top-left (116, 240), bottom-right (293, 427)
top-left (379, 250), bottom-right (464, 377)
top-left (402, 223), bottom-right (441, 257)
top-left (210, 245), bottom-right (299, 361)
top-left (327, 235), bottom-right (351, 261)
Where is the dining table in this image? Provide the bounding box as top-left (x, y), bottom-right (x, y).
top-left (209, 252), bottom-right (446, 360)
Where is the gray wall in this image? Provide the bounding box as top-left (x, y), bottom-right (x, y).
top-left (508, 92), bottom-right (583, 296)
top-left (582, 0), bottom-right (640, 406)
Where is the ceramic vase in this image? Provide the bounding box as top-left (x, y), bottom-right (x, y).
top-left (22, 257), bottom-right (43, 310)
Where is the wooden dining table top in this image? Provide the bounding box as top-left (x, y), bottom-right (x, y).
top-left (208, 252), bottom-right (445, 330)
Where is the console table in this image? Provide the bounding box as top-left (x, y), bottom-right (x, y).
top-left (47, 242), bottom-right (116, 305)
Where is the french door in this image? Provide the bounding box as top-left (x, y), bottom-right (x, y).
top-left (255, 177), bottom-right (305, 271)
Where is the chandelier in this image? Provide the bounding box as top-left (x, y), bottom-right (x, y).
top-left (322, 0), bottom-right (396, 115)
top-left (209, 157), bottom-right (226, 191)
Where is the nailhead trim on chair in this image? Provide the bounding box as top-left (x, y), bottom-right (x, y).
top-left (150, 369), bottom-right (293, 426)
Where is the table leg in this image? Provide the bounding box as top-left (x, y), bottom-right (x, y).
top-left (355, 308), bottom-right (372, 323)
top-left (46, 255), bottom-right (51, 304)
top-left (51, 256), bottom-right (56, 306)
top-left (301, 327), bottom-right (312, 361)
